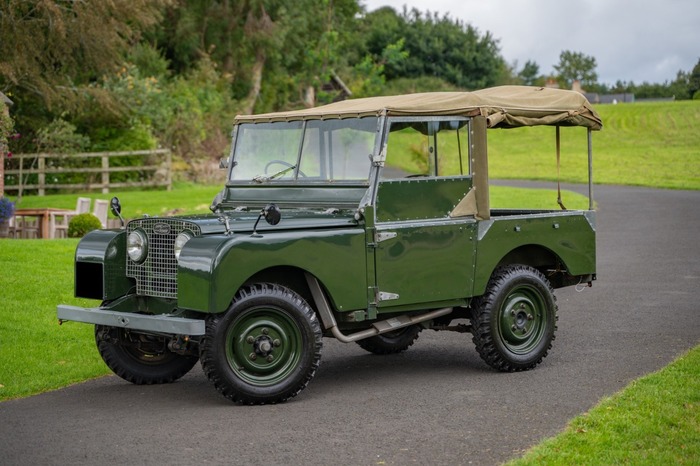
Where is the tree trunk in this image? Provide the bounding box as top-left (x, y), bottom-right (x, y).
top-left (303, 85), bottom-right (315, 108)
top-left (242, 49), bottom-right (265, 115)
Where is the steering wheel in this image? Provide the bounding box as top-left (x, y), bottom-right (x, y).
top-left (264, 160), bottom-right (307, 178)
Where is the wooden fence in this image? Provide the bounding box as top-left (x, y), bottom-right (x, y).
top-left (3, 149), bottom-right (171, 196)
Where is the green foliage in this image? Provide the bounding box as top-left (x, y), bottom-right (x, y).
top-left (35, 119), bottom-right (91, 153)
top-left (689, 59), bottom-right (700, 98)
top-left (9, 119), bottom-right (95, 192)
top-left (67, 213), bottom-right (103, 238)
top-left (0, 101), bottom-right (15, 153)
top-left (360, 7), bottom-right (504, 90)
top-left (377, 76), bottom-right (461, 95)
top-left (0, 0), bottom-right (167, 111)
top-left (553, 50), bottom-right (598, 89)
top-left (518, 60), bottom-right (542, 86)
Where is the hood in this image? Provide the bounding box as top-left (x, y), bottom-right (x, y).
top-left (174, 209), bottom-right (359, 235)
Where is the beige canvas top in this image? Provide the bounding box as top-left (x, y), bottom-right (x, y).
top-left (234, 85), bottom-right (603, 130)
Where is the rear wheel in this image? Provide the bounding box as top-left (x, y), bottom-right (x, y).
top-left (470, 265), bottom-right (557, 371)
top-left (356, 325), bottom-right (422, 355)
top-left (200, 283), bottom-right (322, 404)
top-left (95, 326), bottom-right (198, 384)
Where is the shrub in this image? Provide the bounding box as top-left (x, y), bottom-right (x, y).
top-left (68, 213), bottom-right (103, 238)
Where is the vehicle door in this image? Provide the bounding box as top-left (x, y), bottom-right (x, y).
top-left (372, 118), bottom-right (477, 309)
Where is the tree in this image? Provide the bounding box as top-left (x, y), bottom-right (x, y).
top-left (518, 60), bottom-right (541, 86)
top-left (359, 7), bottom-right (505, 90)
top-left (553, 50), bottom-right (598, 89)
top-left (688, 58), bottom-right (700, 99)
top-left (154, 0), bottom-right (361, 112)
top-left (0, 0), bottom-right (168, 110)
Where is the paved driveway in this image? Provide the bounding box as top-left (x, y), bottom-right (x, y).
top-left (1, 184), bottom-right (698, 465)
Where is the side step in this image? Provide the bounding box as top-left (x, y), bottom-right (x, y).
top-left (305, 274), bottom-right (453, 343)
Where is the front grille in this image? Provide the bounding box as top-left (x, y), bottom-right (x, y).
top-left (126, 218), bottom-right (201, 299)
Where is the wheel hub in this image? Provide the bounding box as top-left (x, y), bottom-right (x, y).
top-left (253, 335), bottom-right (274, 357)
top-left (498, 288), bottom-right (546, 353)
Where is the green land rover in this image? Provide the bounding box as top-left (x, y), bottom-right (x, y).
top-left (58, 85), bottom-right (602, 404)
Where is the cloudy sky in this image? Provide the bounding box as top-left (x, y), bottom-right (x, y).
top-left (362, 0), bottom-right (700, 85)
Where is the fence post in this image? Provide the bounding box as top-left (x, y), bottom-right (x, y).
top-left (102, 154), bottom-right (109, 194)
top-left (38, 155), bottom-right (45, 196)
top-left (166, 149), bottom-right (172, 191)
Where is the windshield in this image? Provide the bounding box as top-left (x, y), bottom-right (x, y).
top-left (230, 117), bottom-right (378, 183)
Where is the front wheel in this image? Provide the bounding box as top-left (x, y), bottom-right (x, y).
top-left (470, 265), bottom-right (557, 372)
top-left (200, 283), bottom-right (323, 404)
top-left (95, 326), bottom-right (199, 384)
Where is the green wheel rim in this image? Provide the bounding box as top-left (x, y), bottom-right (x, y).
top-left (496, 284), bottom-right (548, 355)
top-left (225, 306), bottom-right (303, 387)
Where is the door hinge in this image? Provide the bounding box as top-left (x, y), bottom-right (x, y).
top-left (378, 291), bottom-right (400, 302)
top-left (375, 231), bottom-right (397, 243)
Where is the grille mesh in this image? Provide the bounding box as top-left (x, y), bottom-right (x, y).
top-left (126, 218), bottom-right (201, 299)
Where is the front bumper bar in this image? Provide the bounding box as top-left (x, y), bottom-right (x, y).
top-left (57, 305), bottom-right (206, 335)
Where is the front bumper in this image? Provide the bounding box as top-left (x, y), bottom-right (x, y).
top-left (57, 305), bottom-right (206, 335)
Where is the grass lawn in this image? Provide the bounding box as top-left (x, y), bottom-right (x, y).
top-left (508, 346), bottom-right (700, 465)
top-left (488, 100), bottom-right (700, 190)
top-left (0, 240), bottom-right (107, 401)
top-left (11, 181), bottom-right (222, 217)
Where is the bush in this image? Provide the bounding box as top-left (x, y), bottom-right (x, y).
top-left (68, 213), bottom-right (103, 238)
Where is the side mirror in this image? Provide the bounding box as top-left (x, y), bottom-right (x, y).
top-left (251, 203), bottom-right (282, 236)
top-left (110, 196), bottom-right (125, 228)
top-left (263, 203), bottom-right (281, 226)
top-left (219, 157), bottom-right (230, 169)
top-left (110, 197), bottom-right (121, 216)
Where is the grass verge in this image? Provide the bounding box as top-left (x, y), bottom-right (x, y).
top-left (507, 345), bottom-right (700, 465)
top-left (0, 239), bottom-right (107, 401)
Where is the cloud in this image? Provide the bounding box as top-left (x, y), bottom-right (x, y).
top-left (362, 0), bottom-right (700, 84)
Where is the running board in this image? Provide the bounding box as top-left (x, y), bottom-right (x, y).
top-left (305, 273), bottom-right (453, 344)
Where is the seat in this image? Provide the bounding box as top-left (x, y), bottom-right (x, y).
top-left (92, 199), bottom-right (109, 228)
top-left (51, 197), bottom-right (91, 238)
top-left (12, 215), bottom-right (40, 239)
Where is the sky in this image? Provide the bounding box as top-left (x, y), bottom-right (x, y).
top-left (362, 0), bottom-right (700, 85)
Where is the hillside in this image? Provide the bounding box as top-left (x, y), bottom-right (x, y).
top-left (487, 100), bottom-right (700, 190)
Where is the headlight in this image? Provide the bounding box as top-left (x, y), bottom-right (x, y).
top-left (127, 229), bottom-right (148, 263)
top-left (174, 231), bottom-right (193, 263)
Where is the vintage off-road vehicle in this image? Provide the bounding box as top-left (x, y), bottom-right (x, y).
top-left (58, 86), bottom-right (602, 404)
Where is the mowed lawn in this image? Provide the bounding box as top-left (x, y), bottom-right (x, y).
top-left (487, 100), bottom-right (700, 190)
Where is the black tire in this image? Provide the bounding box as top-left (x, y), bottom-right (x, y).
top-left (199, 283), bottom-right (323, 404)
top-left (95, 326), bottom-right (198, 384)
top-left (470, 265), bottom-right (557, 372)
top-left (356, 325), bottom-right (422, 355)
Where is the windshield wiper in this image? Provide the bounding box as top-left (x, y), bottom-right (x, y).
top-left (252, 165), bottom-right (297, 183)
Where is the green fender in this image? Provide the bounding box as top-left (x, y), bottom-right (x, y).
top-left (177, 227), bottom-right (367, 314)
top-left (74, 229), bottom-right (132, 300)
top-left (472, 212), bottom-right (597, 295)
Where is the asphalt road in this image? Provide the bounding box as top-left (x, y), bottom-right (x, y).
top-left (1, 184), bottom-right (698, 466)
